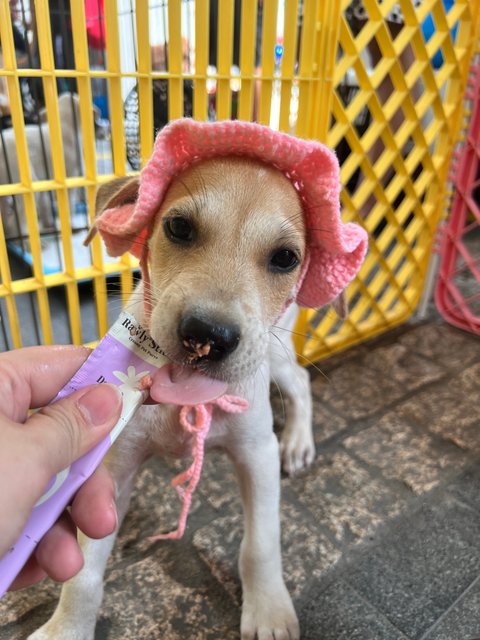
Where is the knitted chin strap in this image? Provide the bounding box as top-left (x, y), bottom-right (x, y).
top-left (148, 395), bottom-right (248, 541)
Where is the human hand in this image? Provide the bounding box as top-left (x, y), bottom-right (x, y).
top-left (0, 345), bottom-right (122, 590)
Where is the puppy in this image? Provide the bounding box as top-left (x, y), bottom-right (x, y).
top-left (29, 120), bottom-right (367, 640)
top-left (0, 93), bottom-right (87, 240)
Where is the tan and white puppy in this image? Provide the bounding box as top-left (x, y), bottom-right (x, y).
top-left (29, 157), bottom-right (323, 640)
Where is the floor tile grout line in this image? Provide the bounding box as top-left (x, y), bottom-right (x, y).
top-left (418, 572), bottom-right (480, 640)
top-left (314, 369), bottom-right (454, 437)
top-left (340, 578), bottom-right (413, 640)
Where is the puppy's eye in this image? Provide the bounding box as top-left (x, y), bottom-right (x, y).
top-left (163, 216), bottom-right (195, 244)
top-left (269, 249), bottom-right (300, 273)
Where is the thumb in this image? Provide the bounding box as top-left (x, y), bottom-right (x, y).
top-left (26, 384), bottom-right (123, 479)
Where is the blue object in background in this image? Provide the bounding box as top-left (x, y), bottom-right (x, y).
top-left (421, 0), bottom-right (457, 69)
top-left (93, 95), bottom-right (109, 120)
top-left (274, 44), bottom-right (284, 64)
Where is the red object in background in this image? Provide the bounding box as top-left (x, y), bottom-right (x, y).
top-left (435, 61), bottom-right (480, 334)
top-left (85, 0), bottom-right (105, 50)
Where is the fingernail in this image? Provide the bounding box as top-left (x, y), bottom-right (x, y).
top-left (77, 385), bottom-right (122, 426)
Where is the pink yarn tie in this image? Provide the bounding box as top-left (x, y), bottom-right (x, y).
top-left (148, 395), bottom-right (248, 541)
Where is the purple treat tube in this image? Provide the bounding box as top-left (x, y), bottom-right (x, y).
top-left (0, 312), bottom-right (169, 597)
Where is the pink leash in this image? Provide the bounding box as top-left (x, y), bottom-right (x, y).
top-left (148, 395), bottom-right (248, 541)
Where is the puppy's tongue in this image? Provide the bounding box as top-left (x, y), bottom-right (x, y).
top-left (149, 363), bottom-right (228, 405)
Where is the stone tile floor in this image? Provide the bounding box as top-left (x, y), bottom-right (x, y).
top-left (1, 318), bottom-right (479, 639)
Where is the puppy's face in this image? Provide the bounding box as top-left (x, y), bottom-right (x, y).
top-left (147, 157), bottom-right (306, 382)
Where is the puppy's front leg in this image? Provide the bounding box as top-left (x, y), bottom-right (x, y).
top-left (28, 532), bottom-right (117, 640)
top-left (269, 304), bottom-right (314, 476)
top-left (229, 425), bottom-right (299, 640)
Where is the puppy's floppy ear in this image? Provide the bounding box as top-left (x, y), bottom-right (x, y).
top-left (84, 176), bottom-right (140, 247)
top-left (331, 291), bottom-right (348, 319)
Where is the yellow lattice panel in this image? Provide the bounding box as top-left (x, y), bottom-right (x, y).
top-left (295, 0), bottom-right (480, 362)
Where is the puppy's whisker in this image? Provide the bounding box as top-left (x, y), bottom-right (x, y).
top-left (296, 351), bottom-right (330, 381)
top-left (270, 324), bottom-right (309, 341)
top-left (269, 330), bottom-right (329, 382)
top-left (268, 331), bottom-right (297, 368)
top-left (270, 373), bottom-right (287, 424)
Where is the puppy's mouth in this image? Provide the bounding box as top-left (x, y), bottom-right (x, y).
top-left (182, 337), bottom-right (215, 363)
top-left (158, 345), bottom-right (245, 387)
top-left (179, 353), bottom-right (231, 384)
top-left (162, 340), bottom-right (223, 373)
top-left (149, 318), bottom-right (254, 386)
top-left (147, 330), bottom-right (227, 382)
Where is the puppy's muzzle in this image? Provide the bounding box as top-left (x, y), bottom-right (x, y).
top-left (179, 314), bottom-right (241, 362)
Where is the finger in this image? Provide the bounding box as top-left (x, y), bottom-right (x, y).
top-left (0, 384), bottom-right (122, 558)
top-left (0, 345), bottom-right (91, 421)
top-left (26, 383), bottom-right (122, 482)
top-left (71, 464), bottom-right (117, 539)
top-left (7, 466), bottom-right (117, 591)
top-left (34, 512), bottom-right (84, 582)
top-left (9, 556), bottom-right (47, 591)
top-left (8, 510), bottom-right (83, 590)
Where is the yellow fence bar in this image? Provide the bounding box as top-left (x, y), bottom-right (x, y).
top-left (0, 68), bottom-right (180, 80)
top-left (237, 0), bottom-right (257, 122)
top-left (70, 0), bottom-right (108, 340)
top-left (0, 206), bottom-right (21, 348)
top-left (168, 0), bottom-right (184, 121)
top-left (136, 2), bottom-right (153, 166)
top-left (104, 0), bottom-right (125, 176)
top-left (257, 0), bottom-right (278, 126)
top-left (295, 0), bottom-right (319, 139)
top-left (35, 0), bottom-right (82, 344)
top-left (0, 0), bottom-right (52, 345)
top-left (104, 0), bottom-right (134, 307)
top-left (278, 0), bottom-right (299, 133)
top-left (311, 1), bottom-right (343, 141)
top-left (216, 0), bottom-right (235, 120)
top-left (194, 0), bottom-right (209, 120)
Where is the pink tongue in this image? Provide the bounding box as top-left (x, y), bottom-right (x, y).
top-left (149, 364), bottom-right (228, 405)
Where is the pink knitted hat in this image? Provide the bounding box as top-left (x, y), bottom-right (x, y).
top-left (96, 119), bottom-right (368, 309)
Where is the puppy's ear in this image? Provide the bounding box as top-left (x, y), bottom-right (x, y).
top-left (84, 176), bottom-right (140, 246)
top-left (331, 291), bottom-right (348, 319)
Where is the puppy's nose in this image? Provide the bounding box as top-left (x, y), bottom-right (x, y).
top-left (179, 314), bottom-right (241, 361)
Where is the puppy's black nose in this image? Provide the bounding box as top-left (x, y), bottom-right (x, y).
top-left (179, 314), bottom-right (241, 361)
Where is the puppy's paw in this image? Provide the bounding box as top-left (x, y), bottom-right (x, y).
top-left (28, 628), bottom-right (50, 640)
top-left (280, 426), bottom-right (315, 475)
top-left (241, 589), bottom-right (300, 640)
top-left (28, 623), bottom-right (94, 640)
